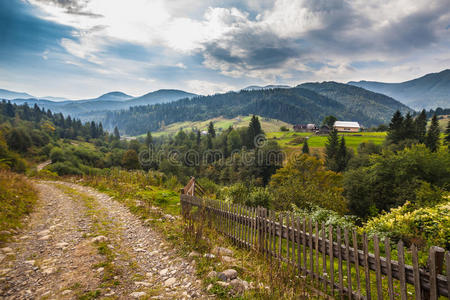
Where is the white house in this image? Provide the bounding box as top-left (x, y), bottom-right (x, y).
top-left (334, 121), bottom-right (361, 132)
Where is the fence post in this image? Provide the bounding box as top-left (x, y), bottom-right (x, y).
top-left (424, 246), bottom-right (445, 300)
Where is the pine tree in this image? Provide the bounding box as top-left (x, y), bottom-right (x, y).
top-left (425, 114), bottom-right (440, 152)
top-left (247, 115), bottom-right (263, 148)
top-left (325, 129), bottom-right (339, 171)
top-left (208, 121), bottom-right (216, 138)
top-left (207, 135), bottom-right (213, 150)
top-left (302, 139), bottom-right (310, 154)
top-left (114, 126), bottom-right (120, 140)
top-left (402, 112), bottom-right (415, 140)
top-left (414, 109), bottom-right (427, 143)
top-left (337, 136), bottom-right (349, 172)
top-left (145, 131), bottom-right (153, 147)
top-left (387, 110), bottom-right (404, 143)
top-left (196, 130), bottom-right (201, 146)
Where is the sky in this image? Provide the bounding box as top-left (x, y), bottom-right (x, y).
top-left (1, 0), bottom-right (450, 99)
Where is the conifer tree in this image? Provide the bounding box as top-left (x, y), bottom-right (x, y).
top-left (425, 114), bottom-right (440, 152)
top-left (302, 139), bottom-right (310, 154)
top-left (113, 126), bottom-right (120, 140)
top-left (247, 115), bottom-right (263, 148)
top-left (337, 136), bottom-right (350, 172)
top-left (207, 121), bottom-right (216, 138)
top-left (145, 131), bottom-right (153, 147)
top-left (325, 128), bottom-right (339, 171)
top-left (387, 110), bottom-right (404, 143)
top-left (414, 109), bottom-right (427, 143)
top-left (403, 112), bottom-right (415, 140)
top-left (196, 130), bottom-right (201, 146)
top-left (445, 120), bottom-right (450, 150)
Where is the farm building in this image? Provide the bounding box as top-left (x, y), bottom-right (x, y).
top-left (317, 125), bottom-right (331, 134)
top-left (334, 121), bottom-right (361, 132)
top-left (293, 123), bottom-right (317, 132)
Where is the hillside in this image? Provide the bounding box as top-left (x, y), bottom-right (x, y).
top-left (348, 69), bottom-right (450, 109)
top-left (135, 115), bottom-right (292, 138)
top-left (104, 86), bottom-right (409, 135)
top-left (298, 81), bottom-right (412, 121)
top-left (0, 89), bottom-right (34, 100)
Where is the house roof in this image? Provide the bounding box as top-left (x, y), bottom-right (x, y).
top-left (334, 121), bottom-right (360, 128)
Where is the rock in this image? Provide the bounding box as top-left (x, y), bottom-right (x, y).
top-left (159, 268), bottom-right (169, 276)
top-left (55, 242), bottom-right (69, 249)
top-left (206, 283), bottom-right (213, 292)
top-left (96, 267), bottom-right (104, 273)
top-left (229, 279), bottom-right (248, 295)
top-left (212, 247), bottom-right (233, 257)
top-left (24, 260), bottom-right (35, 266)
top-left (61, 289), bottom-right (72, 295)
top-left (203, 253), bottom-right (215, 259)
top-left (37, 230), bottom-right (50, 236)
top-left (217, 269), bottom-right (238, 282)
top-left (130, 291), bottom-right (147, 298)
top-left (134, 281), bottom-right (151, 287)
top-left (91, 236), bottom-right (108, 243)
top-left (0, 247), bottom-right (12, 253)
top-left (42, 267), bottom-right (56, 275)
top-left (134, 248), bottom-right (146, 253)
top-left (207, 270), bottom-right (217, 279)
top-left (39, 235), bottom-right (51, 241)
top-left (188, 251), bottom-right (200, 258)
top-left (221, 256), bottom-right (236, 263)
top-left (164, 277), bottom-right (176, 286)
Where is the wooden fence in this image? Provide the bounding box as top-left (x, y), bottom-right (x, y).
top-left (180, 178), bottom-right (449, 299)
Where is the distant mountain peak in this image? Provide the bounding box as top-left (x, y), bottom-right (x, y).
top-left (242, 84), bottom-right (290, 91)
top-left (348, 69), bottom-right (450, 109)
top-left (92, 91), bottom-right (134, 102)
top-left (0, 88), bottom-right (34, 100)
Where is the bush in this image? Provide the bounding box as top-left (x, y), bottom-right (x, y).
top-left (280, 126), bottom-right (289, 132)
top-left (48, 161), bottom-right (82, 176)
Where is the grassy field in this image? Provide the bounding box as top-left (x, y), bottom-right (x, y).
top-left (267, 131), bottom-right (387, 153)
top-left (135, 115), bottom-right (292, 138)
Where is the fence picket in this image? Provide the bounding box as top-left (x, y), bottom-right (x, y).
top-left (373, 235), bottom-right (383, 300)
top-left (352, 230), bottom-right (361, 300)
top-left (411, 243), bottom-right (421, 300)
top-left (329, 225), bottom-right (335, 297)
top-left (344, 228), bottom-right (352, 299)
top-left (286, 214), bottom-right (290, 264)
top-left (303, 219), bottom-right (307, 276)
top-left (279, 214), bottom-right (283, 264)
top-left (321, 224), bottom-right (327, 293)
top-left (291, 214), bottom-right (295, 268)
top-left (337, 227), bottom-right (344, 299)
top-left (315, 222), bottom-right (319, 286)
top-left (363, 233), bottom-right (371, 300)
top-left (398, 240), bottom-right (407, 300)
top-left (384, 237), bottom-right (394, 300)
top-left (297, 217), bottom-right (301, 275)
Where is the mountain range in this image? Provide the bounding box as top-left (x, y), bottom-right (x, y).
top-left (5, 89), bottom-right (196, 121)
top-left (348, 69), bottom-right (450, 110)
top-left (104, 84), bottom-right (412, 135)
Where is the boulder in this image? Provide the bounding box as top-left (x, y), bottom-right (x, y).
top-left (217, 269), bottom-right (237, 282)
top-left (212, 246), bottom-right (233, 257)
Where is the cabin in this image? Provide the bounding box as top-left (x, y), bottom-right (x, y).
top-left (293, 123), bottom-right (317, 132)
top-left (334, 121), bottom-right (361, 132)
top-left (317, 125), bottom-right (331, 134)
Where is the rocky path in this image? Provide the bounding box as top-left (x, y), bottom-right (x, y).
top-left (0, 181), bottom-right (206, 299)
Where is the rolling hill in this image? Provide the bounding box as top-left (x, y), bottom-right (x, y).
top-left (348, 69), bottom-right (450, 109)
top-left (105, 84), bottom-right (412, 135)
top-left (0, 89), bottom-right (34, 100)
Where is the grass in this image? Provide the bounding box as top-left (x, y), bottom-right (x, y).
top-left (0, 170), bottom-right (38, 245)
top-left (134, 115), bottom-right (292, 138)
top-left (267, 131), bottom-right (387, 152)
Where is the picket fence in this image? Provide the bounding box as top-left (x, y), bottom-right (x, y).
top-left (180, 178), bottom-right (449, 299)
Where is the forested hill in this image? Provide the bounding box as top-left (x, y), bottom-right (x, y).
top-left (299, 81), bottom-right (412, 122)
top-left (104, 85), bottom-right (411, 135)
top-left (348, 69), bottom-right (450, 110)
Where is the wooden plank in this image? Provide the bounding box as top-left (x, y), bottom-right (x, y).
top-left (384, 238), bottom-right (394, 300)
top-left (397, 240), bottom-right (407, 300)
top-left (291, 213), bottom-right (295, 267)
top-left (279, 214), bottom-right (283, 264)
top-left (303, 218), bottom-right (307, 275)
top-left (337, 227), bottom-right (344, 299)
top-left (264, 208), bottom-right (269, 257)
top-left (445, 252), bottom-right (450, 300)
top-left (329, 225), bottom-right (335, 296)
top-left (286, 214), bottom-right (290, 263)
top-left (344, 228), bottom-right (353, 299)
top-left (411, 243), bottom-right (421, 300)
top-left (315, 222), bottom-right (319, 286)
top-left (322, 224), bottom-right (327, 293)
top-left (373, 235), bottom-right (383, 300)
top-left (297, 216), bottom-right (302, 275)
top-left (363, 233), bottom-right (371, 300)
top-left (352, 230), bottom-right (361, 300)
top-left (430, 247), bottom-right (438, 300)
